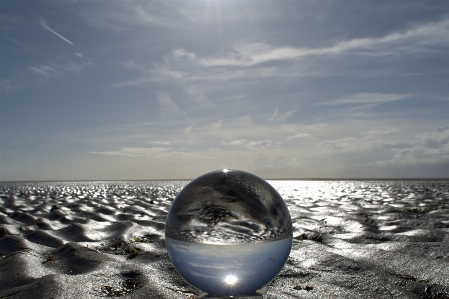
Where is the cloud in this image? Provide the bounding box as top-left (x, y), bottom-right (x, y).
top-left (172, 49), bottom-right (196, 60)
top-left (287, 133), bottom-right (309, 140)
top-left (37, 17), bottom-right (73, 45)
top-left (381, 126), bottom-right (449, 166)
top-left (5, 38), bottom-right (25, 47)
top-left (152, 141), bottom-right (171, 146)
top-left (30, 65), bottom-right (60, 77)
top-left (268, 107), bottom-right (297, 123)
top-left (77, 2), bottom-right (185, 30)
top-left (158, 93), bottom-right (184, 117)
top-left (319, 127), bottom-right (401, 154)
top-left (226, 139), bottom-right (273, 150)
top-left (0, 13), bottom-right (22, 32)
top-left (164, 17), bottom-right (449, 69)
top-left (184, 122), bottom-right (195, 133)
top-left (114, 16), bottom-right (449, 104)
top-left (91, 147), bottom-right (172, 156)
top-left (30, 60), bottom-right (92, 77)
top-left (0, 79), bottom-right (20, 93)
top-left (268, 107), bottom-right (278, 123)
top-left (325, 93), bottom-right (410, 106)
top-left (318, 125), bottom-right (449, 170)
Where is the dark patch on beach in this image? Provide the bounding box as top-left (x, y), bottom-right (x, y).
top-left (404, 206), bottom-right (441, 214)
top-left (0, 226), bottom-right (10, 238)
top-left (9, 212), bottom-right (36, 225)
top-left (277, 269), bottom-right (316, 280)
top-left (0, 215), bottom-right (13, 224)
top-left (0, 235), bottom-right (28, 255)
top-left (0, 250), bottom-right (39, 290)
top-left (293, 285), bottom-right (314, 291)
top-left (133, 234), bottom-right (161, 243)
top-left (294, 232), bottom-right (323, 242)
top-left (24, 230), bottom-right (64, 248)
top-left (54, 223), bottom-right (92, 242)
top-left (97, 237), bottom-right (163, 260)
top-left (94, 272), bottom-right (144, 297)
top-left (32, 218), bottom-right (54, 230)
top-left (45, 243), bottom-right (104, 275)
top-left (48, 209), bottom-right (67, 221)
top-left (404, 282), bottom-right (449, 299)
top-left (312, 257), bottom-right (363, 274)
top-left (97, 239), bottom-right (130, 256)
top-left (95, 206), bottom-right (117, 216)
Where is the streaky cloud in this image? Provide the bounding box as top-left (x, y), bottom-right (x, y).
top-left (324, 93), bottom-right (410, 106)
top-left (37, 18), bottom-right (74, 45)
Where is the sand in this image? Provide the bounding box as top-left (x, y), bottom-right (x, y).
top-left (1, 180), bottom-right (448, 298)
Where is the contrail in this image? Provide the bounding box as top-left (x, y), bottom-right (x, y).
top-left (38, 19), bottom-right (73, 45)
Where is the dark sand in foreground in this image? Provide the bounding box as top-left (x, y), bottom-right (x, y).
top-left (1, 181), bottom-right (448, 298)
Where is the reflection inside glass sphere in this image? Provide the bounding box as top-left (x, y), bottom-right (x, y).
top-left (166, 236), bottom-right (292, 296)
top-left (166, 169), bottom-right (293, 297)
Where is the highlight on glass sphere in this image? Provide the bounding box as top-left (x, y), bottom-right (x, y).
top-left (165, 169), bottom-right (293, 297)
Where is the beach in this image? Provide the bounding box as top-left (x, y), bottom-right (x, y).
top-left (1, 180), bottom-right (448, 298)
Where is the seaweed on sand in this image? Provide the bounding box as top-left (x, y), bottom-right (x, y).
top-left (94, 272), bottom-right (144, 297)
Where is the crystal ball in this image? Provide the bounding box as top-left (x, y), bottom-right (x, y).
top-left (165, 169), bottom-right (293, 297)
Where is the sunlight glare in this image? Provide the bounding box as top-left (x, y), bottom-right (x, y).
top-left (224, 275), bottom-right (237, 285)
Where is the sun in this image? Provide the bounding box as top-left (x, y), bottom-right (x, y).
top-left (224, 275), bottom-right (237, 285)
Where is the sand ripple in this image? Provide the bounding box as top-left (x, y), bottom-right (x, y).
top-left (1, 180), bottom-right (449, 298)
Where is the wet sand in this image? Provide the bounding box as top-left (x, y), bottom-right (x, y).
top-left (1, 181), bottom-right (448, 298)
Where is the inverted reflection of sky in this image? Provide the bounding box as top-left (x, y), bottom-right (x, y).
top-left (166, 236), bottom-right (292, 297)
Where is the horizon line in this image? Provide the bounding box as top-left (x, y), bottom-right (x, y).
top-left (1, 177), bottom-right (449, 183)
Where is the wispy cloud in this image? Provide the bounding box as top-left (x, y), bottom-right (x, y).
top-left (287, 133), bottom-right (309, 140)
top-left (169, 18), bottom-right (449, 68)
top-left (30, 64), bottom-right (60, 77)
top-left (226, 139), bottom-right (273, 150)
top-left (37, 17), bottom-right (73, 45)
top-left (5, 38), bottom-right (25, 47)
top-left (77, 2), bottom-right (185, 31)
top-left (30, 60), bottom-right (92, 77)
top-left (319, 127), bottom-right (402, 154)
top-left (0, 79), bottom-right (19, 93)
top-left (158, 93), bottom-right (184, 117)
top-left (269, 109), bottom-right (297, 123)
top-left (325, 93), bottom-right (410, 106)
top-left (91, 147), bottom-right (172, 156)
top-left (109, 16), bottom-right (449, 109)
top-left (375, 126), bottom-right (449, 166)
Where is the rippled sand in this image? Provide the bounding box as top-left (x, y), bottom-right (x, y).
top-left (1, 180), bottom-right (448, 298)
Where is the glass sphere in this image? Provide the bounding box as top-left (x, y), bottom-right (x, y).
top-left (166, 169), bottom-right (293, 297)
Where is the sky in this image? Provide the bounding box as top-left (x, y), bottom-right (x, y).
top-left (1, 0), bottom-right (449, 181)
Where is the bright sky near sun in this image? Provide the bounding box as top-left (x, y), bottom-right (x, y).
top-left (1, 1), bottom-right (449, 181)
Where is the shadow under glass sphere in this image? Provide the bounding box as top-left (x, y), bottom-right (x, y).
top-left (166, 169), bottom-right (293, 297)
